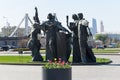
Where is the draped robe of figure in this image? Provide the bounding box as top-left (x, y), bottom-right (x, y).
top-left (68, 21), bottom-right (81, 63)
top-left (27, 23), bottom-right (43, 61)
top-left (78, 19), bottom-right (96, 63)
top-left (41, 20), bottom-right (61, 61)
top-left (27, 7), bottom-right (43, 61)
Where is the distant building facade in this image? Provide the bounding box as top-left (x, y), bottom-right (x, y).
top-left (0, 37), bottom-right (28, 48)
top-left (91, 18), bottom-right (97, 36)
top-left (0, 36), bottom-right (46, 49)
top-left (107, 33), bottom-right (120, 40)
top-left (100, 21), bottom-right (104, 32)
top-left (97, 32), bottom-right (120, 40)
top-left (1, 26), bottom-right (31, 37)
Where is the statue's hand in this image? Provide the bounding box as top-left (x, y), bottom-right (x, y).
top-left (35, 7), bottom-right (37, 10)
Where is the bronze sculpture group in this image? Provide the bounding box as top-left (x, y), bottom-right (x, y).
top-left (27, 7), bottom-right (96, 63)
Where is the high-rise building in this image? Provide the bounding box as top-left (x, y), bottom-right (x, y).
top-left (100, 21), bottom-right (104, 32)
top-left (91, 18), bottom-right (97, 36)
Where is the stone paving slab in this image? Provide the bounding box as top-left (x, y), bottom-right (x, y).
top-left (0, 64), bottom-right (120, 80)
top-left (0, 51), bottom-right (120, 80)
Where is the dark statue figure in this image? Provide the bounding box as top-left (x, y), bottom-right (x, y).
top-left (41, 13), bottom-right (71, 62)
top-left (67, 14), bottom-right (81, 63)
top-left (77, 13), bottom-right (96, 63)
top-left (65, 33), bottom-right (72, 61)
top-left (33, 7), bottom-right (40, 24)
top-left (27, 7), bottom-right (43, 61)
top-left (27, 6), bottom-right (95, 63)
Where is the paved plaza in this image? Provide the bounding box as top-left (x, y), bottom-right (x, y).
top-left (0, 52), bottom-right (120, 80)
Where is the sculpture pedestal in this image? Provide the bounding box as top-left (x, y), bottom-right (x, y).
top-left (42, 68), bottom-right (72, 80)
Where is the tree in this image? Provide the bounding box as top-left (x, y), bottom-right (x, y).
top-left (95, 34), bottom-right (108, 44)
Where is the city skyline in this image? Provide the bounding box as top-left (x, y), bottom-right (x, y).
top-left (0, 0), bottom-right (120, 33)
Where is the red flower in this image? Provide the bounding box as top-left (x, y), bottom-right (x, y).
top-left (62, 61), bottom-right (65, 65)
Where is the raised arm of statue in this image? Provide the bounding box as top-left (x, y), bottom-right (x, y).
top-left (33, 7), bottom-right (40, 24)
top-left (66, 15), bottom-right (74, 31)
top-left (66, 15), bottom-right (69, 27)
top-left (35, 7), bottom-right (38, 16)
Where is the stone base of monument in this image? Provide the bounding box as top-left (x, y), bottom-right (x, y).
top-left (72, 61), bottom-right (112, 65)
top-left (32, 54), bottom-right (43, 62)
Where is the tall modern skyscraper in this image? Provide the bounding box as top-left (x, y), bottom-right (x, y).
top-left (91, 18), bottom-right (97, 36)
top-left (100, 21), bottom-right (104, 32)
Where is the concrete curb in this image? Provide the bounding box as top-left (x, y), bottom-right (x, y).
top-left (72, 60), bottom-right (112, 66)
top-left (95, 53), bottom-right (120, 55)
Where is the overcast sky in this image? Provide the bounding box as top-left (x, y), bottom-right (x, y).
top-left (0, 0), bottom-right (120, 33)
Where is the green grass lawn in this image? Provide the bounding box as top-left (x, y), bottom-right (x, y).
top-left (1, 48), bottom-right (118, 64)
top-left (92, 48), bottom-right (120, 53)
top-left (39, 48), bottom-right (120, 54)
top-left (0, 56), bottom-right (111, 64)
top-left (0, 56), bottom-right (32, 63)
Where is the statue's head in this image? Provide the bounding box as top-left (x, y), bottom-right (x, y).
top-left (72, 14), bottom-right (78, 20)
top-left (35, 7), bottom-right (37, 10)
top-left (52, 15), bottom-right (55, 20)
top-left (78, 13), bottom-right (83, 20)
top-left (47, 13), bottom-right (53, 20)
